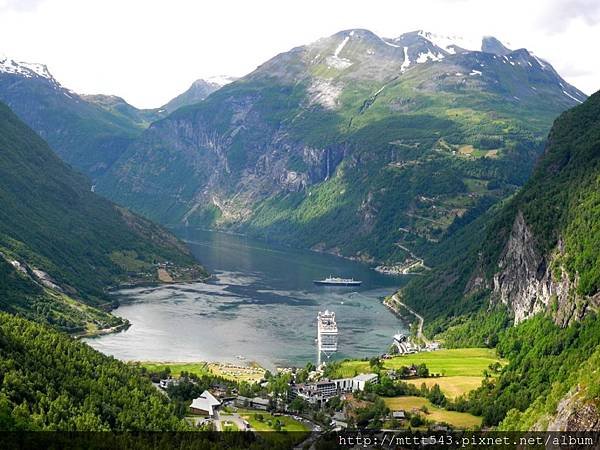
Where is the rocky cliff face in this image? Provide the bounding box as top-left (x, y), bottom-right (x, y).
top-left (491, 211), bottom-right (587, 326)
top-left (544, 388), bottom-right (600, 431)
top-left (97, 29), bottom-right (585, 263)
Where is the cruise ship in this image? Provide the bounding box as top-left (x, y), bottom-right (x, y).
top-left (313, 276), bottom-right (362, 286)
top-left (317, 310), bottom-right (338, 359)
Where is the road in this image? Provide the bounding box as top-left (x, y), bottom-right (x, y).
top-left (214, 410), bottom-right (249, 431)
top-left (387, 293), bottom-right (428, 343)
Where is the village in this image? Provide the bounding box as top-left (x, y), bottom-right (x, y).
top-left (143, 331), bottom-right (451, 444)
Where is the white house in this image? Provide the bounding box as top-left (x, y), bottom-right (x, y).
top-left (189, 390), bottom-right (221, 417)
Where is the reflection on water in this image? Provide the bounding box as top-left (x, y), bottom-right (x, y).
top-left (86, 229), bottom-right (408, 368)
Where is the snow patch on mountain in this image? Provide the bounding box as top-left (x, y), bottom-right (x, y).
top-left (334, 32), bottom-right (352, 57)
top-left (400, 47), bottom-right (411, 72)
top-left (416, 50), bottom-right (445, 63)
top-left (0, 55), bottom-right (55, 82)
top-left (563, 90), bottom-right (583, 104)
top-left (417, 30), bottom-right (482, 54)
top-left (325, 55), bottom-right (353, 70)
top-left (205, 75), bottom-right (237, 86)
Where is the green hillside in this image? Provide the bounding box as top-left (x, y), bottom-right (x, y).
top-left (401, 90), bottom-right (600, 330)
top-left (99, 30), bottom-right (583, 265)
top-left (0, 101), bottom-right (206, 331)
top-left (0, 312), bottom-right (186, 431)
top-left (396, 91), bottom-right (600, 429)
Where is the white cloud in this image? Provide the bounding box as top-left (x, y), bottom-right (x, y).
top-left (0, 0), bottom-right (597, 108)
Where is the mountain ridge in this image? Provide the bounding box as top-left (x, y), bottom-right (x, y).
top-left (0, 100), bottom-right (207, 333)
top-left (96, 28), bottom-right (586, 266)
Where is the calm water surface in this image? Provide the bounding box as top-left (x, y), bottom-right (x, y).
top-left (86, 230), bottom-right (408, 369)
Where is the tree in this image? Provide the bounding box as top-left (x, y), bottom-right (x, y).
top-left (428, 384), bottom-right (446, 407)
top-left (369, 357), bottom-right (383, 371)
top-left (416, 363), bottom-right (429, 378)
top-left (410, 414), bottom-right (424, 427)
top-left (290, 397), bottom-right (309, 414)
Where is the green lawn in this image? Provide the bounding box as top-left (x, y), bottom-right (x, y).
top-left (405, 376), bottom-right (484, 399)
top-left (238, 410), bottom-right (309, 433)
top-left (133, 361), bottom-right (265, 383)
top-left (135, 361), bottom-right (211, 378)
top-left (238, 409), bottom-right (310, 446)
top-left (384, 396), bottom-right (482, 429)
top-left (330, 348), bottom-right (503, 378)
top-left (221, 420), bottom-right (239, 432)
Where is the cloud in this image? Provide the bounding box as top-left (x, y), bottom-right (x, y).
top-left (538, 0), bottom-right (600, 32)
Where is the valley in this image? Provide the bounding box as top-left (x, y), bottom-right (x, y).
top-left (85, 229), bottom-right (407, 369)
top-left (0, 5), bottom-right (599, 443)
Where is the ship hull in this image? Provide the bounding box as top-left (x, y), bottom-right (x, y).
top-left (313, 280), bottom-right (362, 286)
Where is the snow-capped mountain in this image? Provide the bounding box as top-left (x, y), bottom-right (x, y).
top-left (247, 29), bottom-right (586, 111)
top-left (0, 55), bottom-right (148, 177)
top-left (0, 54), bottom-right (57, 82)
top-left (97, 28), bottom-right (588, 265)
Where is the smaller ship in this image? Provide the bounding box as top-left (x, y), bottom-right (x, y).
top-left (313, 275), bottom-right (362, 286)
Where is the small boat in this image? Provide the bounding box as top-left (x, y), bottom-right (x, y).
top-left (313, 275), bottom-right (362, 286)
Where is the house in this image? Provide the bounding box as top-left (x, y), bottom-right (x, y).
top-left (292, 373), bottom-right (378, 403)
top-left (234, 395), bottom-right (270, 410)
top-left (293, 379), bottom-right (337, 403)
top-left (158, 378), bottom-right (178, 389)
top-left (393, 333), bottom-right (419, 354)
top-left (351, 373), bottom-right (378, 391)
top-left (189, 390), bottom-right (221, 417)
top-left (250, 397), bottom-right (270, 410)
top-left (391, 410), bottom-right (406, 420)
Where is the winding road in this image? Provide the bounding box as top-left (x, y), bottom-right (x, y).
top-left (387, 293), bottom-right (428, 343)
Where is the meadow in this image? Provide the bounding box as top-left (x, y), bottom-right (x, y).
top-left (383, 396), bottom-right (482, 429)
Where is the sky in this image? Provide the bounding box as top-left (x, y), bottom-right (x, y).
top-left (1, 0), bottom-right (598, 108)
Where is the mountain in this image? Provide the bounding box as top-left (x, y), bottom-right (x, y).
top-left (0, 101), bottom-right (206, 333)
top-left (97, 29), bottom-right (586, 265)
top-left (82, 93), bottom-right (165, 128)
top-left (162, 76), bottom-right (236, 113)
top-left (0, 312), bottom-right (187, 431)
top-left (0, 55), bottom-right (149, 178)
top-left (398, 91), bottom-right (600, 430)
top-left (401, 90), bottom-right (600, 328)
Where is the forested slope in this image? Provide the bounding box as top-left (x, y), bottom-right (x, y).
top-left (0, 101), bottom-right (206, 331)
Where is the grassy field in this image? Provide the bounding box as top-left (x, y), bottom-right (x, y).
top-left (220, 420), bottom-right (239, 432)
top-left (384, 396), bottom-right (482, 429)
top-left (331, 348), bottom-right (502, 378)
top-left (135, 361), bottom-right (265, 383)
top-left (238, 409), bottom-right (310, 446)
top-left (238, 410), bottom-right (309, 433)
top-left (137, 361), bottom-right (212, 378)
top-left (406, 376), bottom-right (484, 399)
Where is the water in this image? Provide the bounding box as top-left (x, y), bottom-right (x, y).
top-left (86, 229), bottom-right (408, 369)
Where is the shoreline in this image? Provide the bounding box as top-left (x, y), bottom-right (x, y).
top-left (73, 320), bottom-right (131, 339)
top-left (176, 225), bottom-right (410, 277)
top-left (384, 292), bottom-right (428, 343)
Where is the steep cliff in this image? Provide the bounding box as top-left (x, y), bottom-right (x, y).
top-left (399, 91), bottom-right (600, 431)
top-left (97, 29), bottom-right (584, 264)
top-left (491, 212), bottom-right (586, 325)
top-left (402, 89), bottom-right (600, 327)
top-left (0, 101), bottom-right (206, 331)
